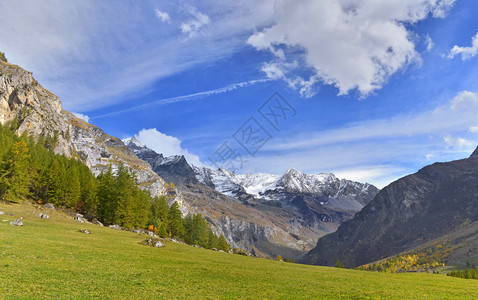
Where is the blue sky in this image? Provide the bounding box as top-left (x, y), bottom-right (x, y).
top-left (1, 0), bottom-right (478, 188)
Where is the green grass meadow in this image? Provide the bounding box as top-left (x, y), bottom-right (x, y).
top-left (1, 202), bottom-right (478, 299)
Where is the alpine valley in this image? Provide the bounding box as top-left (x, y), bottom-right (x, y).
top-left (1, 58), bottom-right (379, 260)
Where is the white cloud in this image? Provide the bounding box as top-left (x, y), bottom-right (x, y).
top-left (248, 0), bottom-right (456, 97)
top-left (335, 165), bottom-right (407, 188)
top-left (431, 0), bottom-right (457, 18)
top-left (449, 31), bottom-right (478, 60)
top-left (134, 128), bottom-right (202, 167)
top-left (271, 91), bottom-right (478, 151)
top-left (425, 35), bottom-right (434, 51)
top-left (470, 126), bottom-right (478, 133)
top-left (443, 135), bottom-right (474, 148)
top-left (260, 62), bottom-right (319, 97)
top-left (180, 5), bottom-right (210, 38)
top-left (154, 8), bottom-right (171, 23)
top-left (72, 112), bottom-right (90, 123)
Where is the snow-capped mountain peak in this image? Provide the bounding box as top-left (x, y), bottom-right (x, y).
top-left (122, 136), bottom-right (146, 149)
top-left (276, 168), bottom-right (338, 195)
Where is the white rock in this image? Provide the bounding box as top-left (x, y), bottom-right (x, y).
top-left (9, 219), bottom-right (23, 226)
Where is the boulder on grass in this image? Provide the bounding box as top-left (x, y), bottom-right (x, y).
top-left (39, 213), bottom-right (50, 219)
top-left (43, 203), bottom-right (55, 209)
top-left (75, 214), bottom-right (85, 223)
top-left (141, 238), bottom-right (164, 248)
top-left (10, 219), bottom-right (23, 226)
top-left (79, 229), bottom-right (90, 234)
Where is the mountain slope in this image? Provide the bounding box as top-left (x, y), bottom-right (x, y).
top-left (123, 137), bottom-right (198, 186)
top-left (0, 60), bottom-right (167, 199)
top-left (303, 149), bottom-right (478, 267)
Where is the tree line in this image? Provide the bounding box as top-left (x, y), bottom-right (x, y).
top-left (0, 121), bottom-right (229, 251)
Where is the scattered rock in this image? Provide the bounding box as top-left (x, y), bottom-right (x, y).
top-left (212, 248), bottom-right (218, 251)
top-left (78, 229), bottom-right (90, 234)
top-left (218, 250), bottom-right (225, 252)
top-left (92, 219), bottom-right (104, 227)
top-left (43, 203), bottom-right (55, 209)
top-left (109, 224), bottom-right (121, 230)
top-left (133, 229), bottom-right (144, 234)
top-left (75, 213), bottom-right (86, 223)
top-left (9, 219), bottom-right (23, 226)
top-left (142, 238), bottom-right (164, 248)
top-left (0, 211), bottom-right (4, 215)
top-left (39, 213), bottom-right (50, 219)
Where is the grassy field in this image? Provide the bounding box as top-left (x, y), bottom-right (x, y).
top-left (1, 202), bottom-right (478, 299)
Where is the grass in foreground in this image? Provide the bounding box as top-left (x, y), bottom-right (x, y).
top-left (1, 202), bottom-right (478, 299)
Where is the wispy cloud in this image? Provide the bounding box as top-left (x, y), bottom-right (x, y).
top-left (449, 31), bottom-right (478, 60)
top-left (238, 91), bottom-right (478, 188)
top-left (154, 8), bottom-right (171, 23)
top-left (93, 78), bottom-right (271, 119)
top-left (180, 5), bottom-right (210, 38)
top-left (0, 1), bottom-right (277, 112)
top-left (270, 91), bottom-right (478, 151)
top-left (72, 112), bottom-right (90, 123)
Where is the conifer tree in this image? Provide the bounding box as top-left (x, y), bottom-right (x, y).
top-left (150, 195), bottom-right (169, 228)
top-left (65, 164), bottom-right (81, 208)
top-left (207, 230), bottom-right (218, 249)
top-left (79, 166), bottom-right (97, 218)
top-left (168, 201), bottom-right (185, 238)
top-left (217, 234), bottom-right (230, 252)
top-left (0, 138), bottom-right (31, 201)
top-left (115, 165), bottom-right (139, 228)
top-left (134, 188), bottom-right (151, 229)
top-left (97, 166), bottom-right (117, 224)
top-left (46, 157), bottom-right (67, 205)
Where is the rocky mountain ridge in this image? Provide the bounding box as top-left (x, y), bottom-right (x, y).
top-left (124, 136), bottom-right (380, 259)
top-left (303, 148), bottom-right (478, 267)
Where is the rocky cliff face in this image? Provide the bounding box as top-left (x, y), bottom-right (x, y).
top-left (0, 61), bottom-right (167, 199)
top-left (471, 147), bottom-right (478, 158)
top-left (124, 137), bottom-right (198, 186)
top-left (303, 147), bottom-right (478, 267)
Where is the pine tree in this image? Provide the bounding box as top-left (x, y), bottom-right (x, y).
top-left (0, 138), bottom-right (31, 201)
top-left (134, 188), bottom-right (151, 229)
top-left (217, 234), bottom-right (230, 252)
top-left (79, 165), bottom-right (97, 218)
top-left (150, 195), bottom-right (169, 228)
top-left (97, 166), bottom-right (118, 224)
top-left (335, 259), bottom-right (345, 268)
top-left (207, 230), bottom-right (218, 249)
top-left (65, 164), bottom-right (81, 208)
top-left (115, 165), bottom-right (139, 228)
top-left (168, 201), bottom-right (185, 238)
top-left (46, 157), bottom-right (67, 206)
